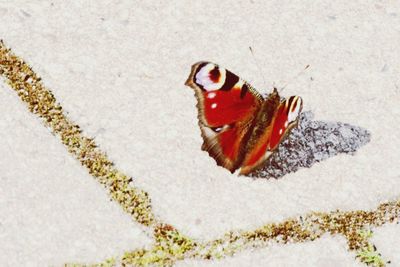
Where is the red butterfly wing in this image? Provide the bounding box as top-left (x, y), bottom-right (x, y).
top-left (239, 95), bottom-right (303, 175)
top-left (185, 62), bottom-right (263, 172)
top-left (269, 96), bottom-right (303, 149)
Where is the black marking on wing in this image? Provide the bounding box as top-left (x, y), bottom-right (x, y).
top-left (283, 96), bottom-right (298, 117)
top-left (240, 83), bottom-right (249, 99)
top-left (220, 69), bottom-right (239, 91)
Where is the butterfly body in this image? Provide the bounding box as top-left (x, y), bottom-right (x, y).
top-left (185, 62), bottom-right (302, 175)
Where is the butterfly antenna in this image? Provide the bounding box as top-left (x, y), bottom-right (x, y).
top-left (249, 46), bottom-right (267, 89)
top-left (279, 64), bottom-right (310, 93)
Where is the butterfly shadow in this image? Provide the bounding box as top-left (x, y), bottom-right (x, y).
top-left (247, 111), bottom-right (371, 179)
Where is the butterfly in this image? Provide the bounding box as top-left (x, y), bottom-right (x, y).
top-left (185, 62), bottom-right (303, 175)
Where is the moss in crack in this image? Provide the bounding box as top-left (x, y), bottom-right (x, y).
top-left (115, 201), bottom-right (398, 266)
top-left (122, 224), bottom-right (196, 266)
top-left (64, 257), bottom-right (116, 267)
top-left (0, 40), bottom-right (154, 226)
top-left (357, 243), bottom-right (385, 267)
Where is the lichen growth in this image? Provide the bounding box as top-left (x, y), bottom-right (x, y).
top-left (122, 224), bottom-right (196, 266)
top-left (357, 244), bottom-right (385, 267)
top-left (102, 201), bottom-right (398, 266)
top-left (64, 257), bottom-right (116, 267)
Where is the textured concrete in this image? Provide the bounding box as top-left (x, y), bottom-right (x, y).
top-left (1, 0), bottom-right (399, 266)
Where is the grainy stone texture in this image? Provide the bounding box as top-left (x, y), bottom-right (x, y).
top-left (1, 0), bottom-right (400, 266)
top-left (250, 111), bottom-right (371, 179)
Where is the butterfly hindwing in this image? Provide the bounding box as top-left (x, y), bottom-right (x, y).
top-left (185, 62), bottom-right (263, 172)
top-left (239, 94), bottom-right (303, 175)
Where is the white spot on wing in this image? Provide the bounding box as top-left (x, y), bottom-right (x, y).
top-left (279, 128), bottom-right (283, 135)
top-left (264, 151), bottom-right (273, 159)
top-left (207, 92), bottom-right (216, 99)
top-left (211, 103), bottom-right (217, 109)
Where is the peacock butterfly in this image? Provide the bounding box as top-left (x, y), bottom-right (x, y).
top-left (185, 62), bottom-right (303, 175)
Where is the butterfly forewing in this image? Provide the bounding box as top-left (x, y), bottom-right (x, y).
top-left (269, 96), bottom-right (303, 150)
top-left (185, 62), bottom-right (263, 172)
